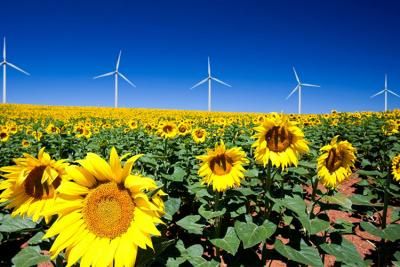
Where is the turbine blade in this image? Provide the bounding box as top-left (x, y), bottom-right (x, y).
top-left (208, 57), bottom-right (211, 76)
top-left (293, 67), bottom-right (300, 83)
top-left (370, 90), bottom-right (385, 98)
top-left (7, 62), bottom-right (30, 75)
top-left (301, 83), bottom-right (320, 87)
top-left (116, 50), bottom-right (122, 70)
top-left (3, 37), bottom-right (5, 60)
top-left (93, 71), bottom-right (115, 79)
top-left (118, 72), bottom-right (136, 87)
top-left (211, 77), bottom-right (231, 87)
top-left (388, 90), bottom-right (400, 98)
top-left (190, 77), bottom-right (208, 90)
top-left (286, 85), bottom-right (299, 100)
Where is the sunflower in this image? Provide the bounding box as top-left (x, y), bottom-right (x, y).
top-left (252, 113), bottom-right (309, 169)
top-left (317, 136), bottom-right (356, 188)
top-left (391, 154), bottom-right (400, 182)
top-left (43, 148), bottom-right (164, 267)
top-left (177, 123), bottom-right (191, 136)
top-left (45, 123), bottom-right (60, 135)
top-left (197, 141), bottom-right (249, 192)
top-left (157, 122), bottom-right (178, 139)
top-left (0, 148), bottom-right (68, 222)
top-left (192, 128), bottom-right (207, 143)
top-left (21, 139), bottom-right (30, 148)
top-left (0, 129), bottom-right (10, 142)
top-left (128, 119), bottom-right (138, 130)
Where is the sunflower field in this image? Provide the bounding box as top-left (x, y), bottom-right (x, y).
top-left (0, 104), bottom-right (399, 267)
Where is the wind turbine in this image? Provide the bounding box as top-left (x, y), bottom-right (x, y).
top-left (1, 37), bottom-right (30, 104)
top-left (286, 67), bottom-right (320, 114)
top-left (93, 50), bottom-right (135, 108)
top-left (190, 57), bottom-right (231, 111)
top-left (370, 74), bottom-right (399, 112)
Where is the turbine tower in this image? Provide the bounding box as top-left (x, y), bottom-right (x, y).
top-left (1, 37), bottom-right (30, 104)
top-left (190, 57), bottom-right (231, 111)
top-left (286, 67), bottom-right (320, 114)
top-left (371, 74), bottom-right (400, 112)
top-left (94, 50), bottom-right (135, 108)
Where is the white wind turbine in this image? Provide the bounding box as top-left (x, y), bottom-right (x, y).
top-left (190, 57), bottom-right (231, 111)
top-left (1, 37), bottom-right (30, 104)
top-left (286, 67), bottom-right (320, 114)
top-left (370, 74), bottom-right (399, 112)
top-left (94, 50), bottom-right (136, 108)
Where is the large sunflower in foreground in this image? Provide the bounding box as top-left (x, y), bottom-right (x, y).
top-left (197, 141), bottom-right (249, 192)
top-left (43, 148), bottom-right (164, 267)
top-left (391, 154), bottom-right (400, 182)
top-left (0, 148), bottom-right (68, 222)
top-left (317, 136), bottom-right (356, 188)
top-left (252, 113), bottom-right (309, 169)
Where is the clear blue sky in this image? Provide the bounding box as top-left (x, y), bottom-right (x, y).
top-left (2, 0), bottom-right (400, 113)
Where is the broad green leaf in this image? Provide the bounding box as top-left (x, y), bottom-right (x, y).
top-left (280, 195), bottom-right (311, 232)
top-left (198, 204), bottom-right (226, 220)
top-left (320, 238), bottom-right (366, 266)
top-left (244, 168), bottom-right (259, 178)
top-left (165, 166), bottom-right (186, 182)
top-left (136, 238), bottom-right (175, 267)
top-left (28, 232), bottom-right (45, 245)
top-left (360, 222), bottom-right (400, 242)
top-left (310, 218), bottom-right (330, 235)
top-left (234, 220), bottom-right (276, 249)
top-left (287, 167), bottom-right (309, 175)
top-left (164, 197), bottom-right (181, 220)
top-left (11, 246), bottom-right (50, 267)
top-left (357, 169), bottom-right (383, 177)
top-left (321, 193), bottom-right (352, 210)
top-left (176, 215), bottom-right (204, 235)
top-left (274, 239), bottom-right (323, 267)
top-left (0, 215), bottom-right (36, 232)
top-left (211, 227), bottom-right (240, 255)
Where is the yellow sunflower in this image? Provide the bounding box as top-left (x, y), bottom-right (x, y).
top-left (0, 148), bottom-right (69, 222)
top-left (197, 141), bottom-right (249, 192)
top-left (157, 122), bottom-right (178, 139)
top-left (43, 148), bottom-right (165, 267)
top-left (391, 154), bottom-right (400, 182)
top-left (0, 129), bottom-right (10, 142)
top-left (177, 123), bottom-right (191, 136)
top-left (252, 113), bottom-right (309, 169)
top-left (317, 136), bottom-right (356, 188)
top-left (21, 139), bottom-right (30, 148)
top-left (45, 123), bottom-right (60, 135)
top-left (192, 128), bottom-right (207, 143)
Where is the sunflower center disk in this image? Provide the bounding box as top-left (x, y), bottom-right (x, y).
top-left (83, 183), bottom-right (134, 239)
top-left (24, 165), bottom-right (60, 199)
top-left (163, 125), bottom-right (173, 133)
top-left (209, 154), bottom-right (233, 176)
top-left (325, 148), bottom-right (343, 172)
top-left (265, 126), bottom-right (292, 152)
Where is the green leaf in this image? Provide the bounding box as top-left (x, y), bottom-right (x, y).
top-left (11, 246), bottom-right (50, 267)
top-left (176, 215), bottom-right (204, 235)
top-left (211, 227), bottom-right (240, 255)
top-left (274, 239), bottom-right (323, 267)
top-left (137, 238), bottom-right (175, 266)
top-left (164, 197), bottom-right (181, 220)
top-left (321, 193), bottom-right (352, 210)
top-left (234, 220), bottom-right (276, 249)
top-left (198, 204), bottom-right (226, 220)
top-left (320, 238), bottom-right (366, 266)
top-left (310, 218), bottom-right (330, 235)
top-left (279, 195), bottom-right (311, 232)
top-left (186, 244), bottom-right (203, 257)
top-left (165, 166), bottom-right (186, 182)
top-left (357, 169), bottom-right (383, 177)
top-left (28, 232), bottom-right (45, 245)
top-left (360, 222), bottom-right (400, 242)
top-left (244, 168), bottom-right (259, 178)
top-left (0, 215), bottom-right (36, 232)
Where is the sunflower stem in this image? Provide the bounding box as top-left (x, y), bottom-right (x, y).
top-left (261, 160), bottom-right (273, 265)
top-left (214, 191), bottom-right (222, 259)
top-left (310, 176), bottom-right (319, 217)
top-left (382, 170), bottom-right (391, 229)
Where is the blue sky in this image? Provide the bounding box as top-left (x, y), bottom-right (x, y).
top-left (2, 0), bottom-right (400, 113)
